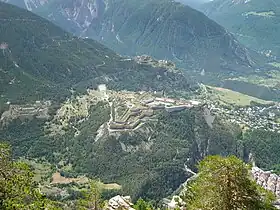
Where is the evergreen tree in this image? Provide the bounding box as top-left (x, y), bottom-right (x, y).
top-left (0, 143), bottom-right (60, 210)
top-left (184, 155), bottom-right (277, 210)
top-left (134, 198), bottom-right (153, 210)
top-left (77, 180), bottom-right (105, 210)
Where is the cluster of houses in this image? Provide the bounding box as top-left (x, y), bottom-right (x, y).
top-left (208, 102), bottom-right (280, 132)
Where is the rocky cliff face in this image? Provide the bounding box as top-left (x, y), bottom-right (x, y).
top-left (2, 0), bottom-right (103, 33)
top-left (252, 167), bottom-right (280, 208)
top-left (2, 0), bottom-right (48, 11)
top-left (2, 0), bottom-right (254, 74)
top-left (47, 0), bottom-right (105, 34)
top-left (169, 166), bottom-right (280, 209)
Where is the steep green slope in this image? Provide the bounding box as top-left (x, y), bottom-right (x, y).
top-left (2, 0), bottom-right (253, 74)
top-left (0, 2), bottom-right (118, 104)
top-left (0, 93), bottom-right (244, 201)
top-left (0, 2), bottom-right (195, 112)
top-left (202, 0), bottom-right (280, 58)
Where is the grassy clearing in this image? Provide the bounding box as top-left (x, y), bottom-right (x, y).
top-left (51, 172), bottom-right (88, 185)
top-left (229, 70), bottom-right (280, 88)
top-left (101, 183), bottom-right (122, 190)
top-left (208, 86), bottom-right (272, 106)
top-left (51, 171), bottom-right (122, 190)
top-left (20, 159), bottom-right (53, 183)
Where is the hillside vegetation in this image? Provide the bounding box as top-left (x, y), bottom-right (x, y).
top-left (200, 0), bottom-right (280, 101)
top-left (0, 2), bottom-right (195, 113)
top-left (2, 0), bottom-right (253, 75)
top-left (202, 0), bottom-right (280, 58)
top-left (3, 144), bottom-right (276, 209)
top-left (182, 156), bottom-right (277, 210)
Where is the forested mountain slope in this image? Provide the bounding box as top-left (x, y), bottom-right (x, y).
top-left (2, 0), bottom-right (253, 74)
top-left (0, 2), bottom-right (195, 112)
top-left (202, 0), bottom-right (280, 58)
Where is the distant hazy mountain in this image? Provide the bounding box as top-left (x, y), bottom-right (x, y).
top-left (175, 0), bottom-right (209, 10)
top-left (201, 0), bottom-right (280, 58)
top-left (2, 0), bottom-right (253, 75)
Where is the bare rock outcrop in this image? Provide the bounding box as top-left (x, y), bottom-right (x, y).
top-left (252, 167), bottom-right (280, 208)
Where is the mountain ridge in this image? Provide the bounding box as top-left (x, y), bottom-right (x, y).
top-left (0, 2), bottom-right (197, 111)
top-left (201, 0), bottom-right (280, 59)
top-left (2, 0), bottom-right (254, 75)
